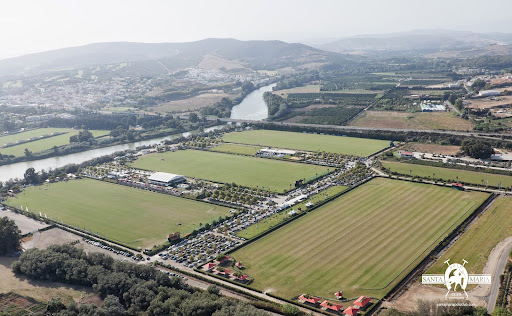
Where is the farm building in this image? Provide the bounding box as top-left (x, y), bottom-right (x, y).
top-left (258, 147), bottom-right (297, 157)
top-left (479, 90), bottom-right (501, 97)
top-left (167, 232), bottom-right (181, 241)
top-left (335, 291), bottom-right (343, 299)
top-left (343, 306), bottom-right (359, 316)
top-left (397, 150), bottom-right (414, 159)
top-left (320, 300), bottom-right (343, 312)
top-left (420, 102), bottom-right (446, 112)
top-left (298, 294), bottom-right (320, 305)
top-left (354, 296), bottom-right (371, 308)
top-left (202, 263), bottom-right (216, 271)
top-left (451, 183), bottom-right (464, 191)
top-left (148, 172), bottom-right (185, 186)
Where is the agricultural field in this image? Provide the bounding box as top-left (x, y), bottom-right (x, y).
top-left (350, 111), bottom-right (473, 131)
top-left (273, 85), bottom-right (321, 98)
top-left (211, 143), bottom-right (261, 156)
top-left (400, 142), bottom-right (460, 155)
top-left (465, 95), bottom-right (512, 110)
top-left (223, 130), bottom-right (389, 156)
top-left (0, 129), bottom-right (109, 157)
top-left (5, 179), bottom-right (231, 248)
top-left (230, 178), bottom-right (489, 299)
top-left (0, 292), bottom-right (46, 315)
top-left (381, 161), bottom-right (512, 188)
top-left (132, 150), bottom-right (330, 193)
top-left (428, 196), bottom-right (512, 277)
top-left (236, 185), bottom-right (349, 240)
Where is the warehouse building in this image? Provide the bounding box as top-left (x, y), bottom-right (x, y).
top-left (148, 172), bottom-right (185, 186)
top-left (478, 90), bottom-right (501, 97)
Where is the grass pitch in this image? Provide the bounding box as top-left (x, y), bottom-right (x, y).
top-left (236, 186), bottom-right (349, 240)
top-left (428, 196), bottom-right (512, 276)
top-left (230, 178), bottom-right (489, 299)
top-left (382, 161), bottom-right (512, 188)
top-left (211, 143), bottom-right (261, 156)
top-left (0, 128), bottom-right (109, 157)
top-left (6, 179), bottom-right (231, 248)
top-left (132, 150), bottom-right (330, 193)
top-left (222, 130), bottom-right (389, 156)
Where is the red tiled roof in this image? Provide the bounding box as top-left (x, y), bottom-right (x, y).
top-left (215, 268), bottom-right (230, 275)
top-left (335, 291), bottom-right (343, 297)
top-left (344, 306), bottom-right (360, 316)
top-left (236, 274), bottom-right (248, 280)
top-left (203, 263), bottom-right (216, 270)
top-left (235, 262), bottom-right (243, 267)
top-left (320, 300), bottom-right (343, 311)
top-left (354, 296), bottom-right (371, 307)
top-left (298, 294), bottom-right (320, 304)
top-left (451, 183), bottom-right (464, 187)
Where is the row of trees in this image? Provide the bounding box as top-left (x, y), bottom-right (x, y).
top-left (0, 217), bottom-right (21, 255)
top-left (461, 139), bottom-right (494, 159)
top-left (12, 245), bottom-right (270, 316)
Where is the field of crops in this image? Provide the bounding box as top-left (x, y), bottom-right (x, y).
top-left (230, 178), bottom-right (489, 299)
top-left (6, 179), bottom-right (231, 248)
top-left (131, 149), bottom-right (330, 193)
top-left (223, 130), bottom-right (389, 156)
top-left (0, 129), bottom-right (109, 157)
top-left (428, 196), bottom-right (512, 277)
top-left (382, 161), bottom-right (512, 188)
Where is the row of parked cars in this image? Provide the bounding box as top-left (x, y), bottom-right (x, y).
top-left (167, 233), bottom-right (241, 268)
top-left (83, 238), bottom-right (133, 259)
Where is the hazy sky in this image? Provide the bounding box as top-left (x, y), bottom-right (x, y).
top-left (1, 0), bottom-right (512, 59)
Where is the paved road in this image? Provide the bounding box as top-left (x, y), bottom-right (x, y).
top-left (487, 239), bottom-right (512, 313)
top-left (444, 100), bottom-right (463, 116)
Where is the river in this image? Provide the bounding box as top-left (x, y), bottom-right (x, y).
top-left (230, 83), bottom-right (276, 121)
top-left (0, 125), bottom-right (225, 183)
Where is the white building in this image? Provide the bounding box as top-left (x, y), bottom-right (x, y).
top-left (259, 148), bottom-right (297, 156)
top-left (148, 172), bottom-right (185, 186)
top-left (479, 90), bottom-right (501, 97)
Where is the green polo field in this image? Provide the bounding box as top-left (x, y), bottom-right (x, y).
top-left (6, 179), bottom-right (231, 248)
top-left (0, 128), bottom-right (109, 157)
top-left (131, 150), bottom-right (330, 193)
top-left (230, 178), bottom-right (489, 299)
top-left (222, 129), bottom-right (389, 156)
top-left (382, 160), bottom-right (512, 188)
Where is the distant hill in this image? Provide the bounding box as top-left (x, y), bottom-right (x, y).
top-left (315, 30), bottom-right (512, 56)
top-left (0, 39), bottom-right (337, 78)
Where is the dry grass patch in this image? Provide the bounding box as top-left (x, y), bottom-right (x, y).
top-left (0, 257), bottom-right (94, 304)
top-left (350, 111), bottom-right (473, 131)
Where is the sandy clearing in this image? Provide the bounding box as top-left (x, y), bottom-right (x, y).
top-left (25, 228), bottom-right (129, 261)
top-left (0, 210), bottom-right (48, 234)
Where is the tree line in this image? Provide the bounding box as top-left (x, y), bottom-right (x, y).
top-left (12, 244), bottom-right (270, 316)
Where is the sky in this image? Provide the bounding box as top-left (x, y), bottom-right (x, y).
top-left (1, 0), bottom-right (512, 59)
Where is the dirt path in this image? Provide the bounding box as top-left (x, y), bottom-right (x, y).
top-left (485, 235), bottom-right (512, 313)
